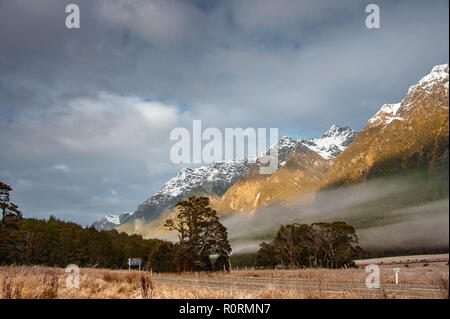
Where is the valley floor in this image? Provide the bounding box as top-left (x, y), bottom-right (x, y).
top-left (1, 254), bottom-right (448, 299)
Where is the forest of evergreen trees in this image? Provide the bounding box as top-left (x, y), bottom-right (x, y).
top-left (1, 183), bottom-right (231, 273)
top-left (1, 216), bottom-right (176, 272)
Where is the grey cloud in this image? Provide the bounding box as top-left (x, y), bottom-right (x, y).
top-left (0, 0), bottom-right (448, 225)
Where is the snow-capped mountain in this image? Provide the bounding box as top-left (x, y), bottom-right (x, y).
top-left (368, 64), bottom-right (449, 128)
top-left (92, 212), bottom-right (134, 231)
top-left (108, 64), bottom-right (448, 241)
top-left (411, 63), bottom-right (449, 93)
top-left (269, 136), bottom-right (301, 165)
top-left (214, 126), bottom-right (356, 213)
top-left (252, 136), bottom-right (304, 168)
top-left (119, 125), bottom-right (356, 228)
top-left (158, 159), bottom-right (251, 198)
top-left (325, 63), bottom-right (449, 188)
top-left (125, 159), bottom-right (252, 224)
top-left (300, 125), bottom-right (358, 161)
top-left (256, 127), bottom-right (355, 167)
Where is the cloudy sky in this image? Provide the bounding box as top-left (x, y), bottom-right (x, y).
top-left (0, 0), bottom-right (448, 226)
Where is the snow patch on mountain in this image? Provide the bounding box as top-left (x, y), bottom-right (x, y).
top-left (156, 159), bottom-right (251, 200)
top-left (368, 103), bottom-right (404, 127)
top-left (121, 126), bottom-right (357, 225)
top-left (92, 212), bottom-right (134, 231)
top-left (105, 215), bottom-right (120, 225)
top-left (369, 64), bottom-right (449, 128)
top-left (130, 158), bottom-right (252, 223)
top-left (415, 64), bottom-right (449, 92)
top-left (300, 125), bottom-right (358, 161)
top-left (266, 136), bottom-right (302, 163)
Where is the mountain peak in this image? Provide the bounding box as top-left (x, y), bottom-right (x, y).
top-left (275, 136), bottom-right (298, 148)
top-left (325, 63), bottom-right (449, 189)
top-left (279, 135), bottom-right (295, 141)
top-left (321, 125), bottom-right (354, 139)
top-left (104, 214), bottom-right (120, 224)
top-left (406, 63), bottom-right (449, 96)
top-left (301, 125), bottom-right (357, 161)
top-left (369, 63), bottom-right (449, 128)
top-left (419, 63), bottom-right (449, 89)
top-left (128, 158), bottom-right (252, 224)
top-left (92, 211), bottom-right (134, 231)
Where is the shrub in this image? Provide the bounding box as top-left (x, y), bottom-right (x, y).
top-left (140, 273), bottom-right (154, 299)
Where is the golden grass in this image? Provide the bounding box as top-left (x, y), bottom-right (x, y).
top-left (159, 262), bottom-right (449, 285)
top-left (0, 263), bottom-right (447, 299)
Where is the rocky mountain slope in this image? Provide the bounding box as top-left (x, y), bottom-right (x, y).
top-left (110, 126), bottom-right (355, 233)
top-left (214, 126), bottom-right (356, 213)
top-left (323, 64), bottom-right (449, 188)
top-left (218, 64), bottom-right (449, 253)
top-left (114, 159), bottom-right (252, 232)
top-left (214, 143), bottom-right (331, 213)
top-left (215, 64), bottom-right (448, 216)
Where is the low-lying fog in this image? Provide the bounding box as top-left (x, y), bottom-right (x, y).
top-left (222, 173), bottom-right (449, 254)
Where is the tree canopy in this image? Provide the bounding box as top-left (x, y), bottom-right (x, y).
top-left (165, 196), bottom-right (231, 272)
top-left (0, 181), bottom-right (22, 227)
top-left (256, 221), bottom-right (363, 269)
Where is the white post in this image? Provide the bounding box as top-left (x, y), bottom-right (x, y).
top-left (150, 268), bottom-right (152, 276)
top-left (393, 268), bottom-right (400, 285)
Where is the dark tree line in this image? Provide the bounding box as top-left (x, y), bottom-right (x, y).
top-left (2, 183), bottom-right (361, 272)
top-left (0, 185), bottom-right (231, 273)
top-left (0, 181), bottom-right (177, 270)
top-left (1, 215), bottom-right (177, 271)
top-left (256, 222), bottom-right (363, 269)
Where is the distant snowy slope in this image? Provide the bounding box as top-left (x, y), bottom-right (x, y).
top-left (117, 125), bottom-right (357, 228)
top-left (300, 125), bottom-right (358, 161)
top-left (92, 212), bottom-right (134, 231)
top-left (126, 159), bottom-right (252, 224)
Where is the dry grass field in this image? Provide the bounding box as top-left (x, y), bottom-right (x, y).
top-left (1, 256), bottom-right (448, 299)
